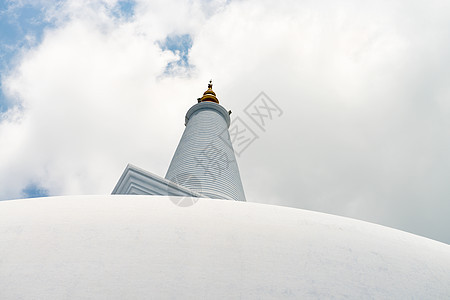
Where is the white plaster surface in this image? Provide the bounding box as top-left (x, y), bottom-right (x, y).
top-left (166, 101), bottom-right (246, 201)
top-left (0, 195), bottom-right (449, 299)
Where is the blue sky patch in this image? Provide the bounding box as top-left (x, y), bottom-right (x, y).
top-left (0, 3), bottom-right (53, 67)
top-left (111, 0), bottom-right (136, 20)
top-left (158, 34), bottom-right (193, 74)
top-left (0, 83), bottom-right (8, 113)
top-left (0, 3), bottom-right (55, 112)
top-left (22, 183), bottom-right (49, 198)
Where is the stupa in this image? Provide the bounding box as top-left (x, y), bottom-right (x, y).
top-left (1, 81), bottom-right (449, 299)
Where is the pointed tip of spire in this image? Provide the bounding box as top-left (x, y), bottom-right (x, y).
top-left (199, 80), bottom-right (219, 104)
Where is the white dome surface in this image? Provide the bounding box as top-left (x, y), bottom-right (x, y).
top-left (0, 195), bottom-right (449, 299)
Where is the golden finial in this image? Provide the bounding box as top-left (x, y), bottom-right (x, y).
top-left (199, 80), bottom-right (219, 103)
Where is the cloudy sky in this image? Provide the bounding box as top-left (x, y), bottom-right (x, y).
top-left (1, 0), bottom-right (449, 244)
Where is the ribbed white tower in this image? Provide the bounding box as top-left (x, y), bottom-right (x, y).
top-left (165, 82), bottom-right (246, 201)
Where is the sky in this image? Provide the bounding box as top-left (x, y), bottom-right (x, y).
top-left (0, 0), bottom-right (449, 244)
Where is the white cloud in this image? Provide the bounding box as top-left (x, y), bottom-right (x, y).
top-left (1, 0), bottom-right (450, 243)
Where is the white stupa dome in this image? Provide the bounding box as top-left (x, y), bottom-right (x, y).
top-left (0, 195), bottom-right (449, 299)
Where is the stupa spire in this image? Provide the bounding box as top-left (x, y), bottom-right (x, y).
top-left (199, 80), bottom-right (219, 103)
